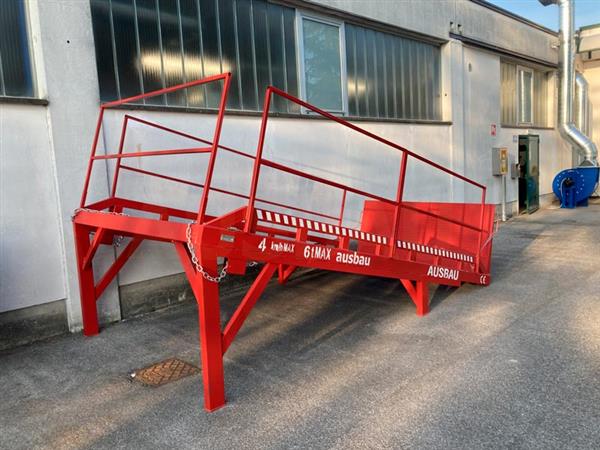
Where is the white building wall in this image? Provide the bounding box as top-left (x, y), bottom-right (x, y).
top-left (0, 1), bottom-right (577, 331)
top-left (584, 65), bottom-right (600, 147)
top-left (0, 104), bottom-right (66, 313)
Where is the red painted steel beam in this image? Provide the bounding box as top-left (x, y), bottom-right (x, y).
top-left (73, 211), bottom-right (187, 243)
top-left (111, 197), bottom-right (198, 220)
top-left (196, 225), bottom-right (491, 286)
top-left (204, 206), bottom-right (247, 229)
top-left (82, 228), bottom-right (107, 269)
top-left (94, 237), bottom-right (143, 299)
top-left (174, 242), bottom-right (226, 411)
top-left (197, 73), bottom-right (232, 223)
top-left (92, 147), bottom-right (212, 160)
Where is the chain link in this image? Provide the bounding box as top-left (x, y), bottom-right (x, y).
top-left (186, 222), bottom-right (228, 283)
top-left (72, 208), bottom-right (128, 248)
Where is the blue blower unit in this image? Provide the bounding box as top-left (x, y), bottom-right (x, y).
top-left (552, 167), bottom-right (599, 208)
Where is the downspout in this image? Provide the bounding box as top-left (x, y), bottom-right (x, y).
top-left (539, 0), bottom-right (598, 165)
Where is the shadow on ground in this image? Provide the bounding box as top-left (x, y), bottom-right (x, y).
top-left (1, 205), bottom-right (600, 449)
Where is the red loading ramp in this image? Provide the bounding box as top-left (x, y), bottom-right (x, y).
top-left (73, 74), bottom-right (496, 412)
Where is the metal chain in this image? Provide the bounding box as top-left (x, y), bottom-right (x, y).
top-left (72, 207), bottom-right (129, 220)
top-left (186, 222), bottom-right (228, 283)
top-left (72, 208), bottom-right (128, 247)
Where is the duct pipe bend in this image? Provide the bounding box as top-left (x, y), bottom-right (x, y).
top-left (542, 0), bottom-right (598, 165)
top-left (560, 122), bottom-right (598, 166)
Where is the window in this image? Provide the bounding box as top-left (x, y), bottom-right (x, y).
top-left (501, 61), bottom-right (549, 127)
top-left (0, 0), bottom-right (35, 98)
top-left (90, 0), bottom-right (299, 112)
top-left (298, 15), bottom-right (345, 112)
top-left (90, 0), bottom-right (443, 121)
top-left (345, 24), bottom-right (442, 120)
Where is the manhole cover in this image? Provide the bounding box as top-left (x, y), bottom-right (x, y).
top-left (131, 358), bottom-right (199, 387)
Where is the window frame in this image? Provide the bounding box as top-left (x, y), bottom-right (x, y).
top-left (295, 11), bottom-right (348, 115)
top-left (517, 65), bottom-right (534, 126)
top-left (0, 0), bottom-right (38, 100)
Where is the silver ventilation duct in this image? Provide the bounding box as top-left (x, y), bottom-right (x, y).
top-left (539, 0), bottom-right (598, 165)
top-left (575, 73), bottom-right (589, 136)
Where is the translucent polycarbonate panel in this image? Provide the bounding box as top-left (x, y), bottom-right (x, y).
top-left (236, 0), bottom-right (258, 110)
top-left (344, 24), bottom-right (441, 120)
top-left (500, 62), bottom-right (517, 125)
top-left (157, 0), bottom-right (185, 106)
top-left (518, 68), bottom-right (533, 124)
top-left (533, 70), bottom-right (548, 127)
top-left (218, 0), bottom-right (241, 110)
top-left (0, 0), bottom-right (34, 97)
top-left (253, 0), bottom-right (270, 109)
top-left (364, 29), bottom-right (377, 117)
top-left (91, 0), bottom-right (297, 110)
top-left (91, 0), bottom-right (118, 101)
top-left (375, 31), bottom-right (386, 117)
top-left (135, 0), bottom-right (164, 105)
top-left (354, 26), bottom-right (368, 116)
top-left (179, 0), bottom-right (205, 107)
top-left (345, 25), bottom-right (358, 115)
top-left (112, 0), bottom-right (142, 100)
top-left (302, 18), bottom-right (343, 111)
top-left (282, 8), bottom-right (299, 113)
top-left (385, 34), bottom-right (396, 118)
top-left (199, 0), bottom-right (221, 108)
top-left (267, 3), bottom-right (287, 112)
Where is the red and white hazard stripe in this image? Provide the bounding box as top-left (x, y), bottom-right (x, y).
top-left (255, 209), bottom-right (388, 245)
top-left (396, 240), bottom-right (474, 263)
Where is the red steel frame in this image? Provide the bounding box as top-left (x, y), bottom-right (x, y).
top-left (73, 74), bottom-right (495, 412)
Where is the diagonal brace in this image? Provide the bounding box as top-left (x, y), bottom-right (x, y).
top-left (222, 263), bottom-right (277, 353)
top-left (400, 279), bottom-right (430, 316)
top-left (94, 237), bottom-right (143, 298)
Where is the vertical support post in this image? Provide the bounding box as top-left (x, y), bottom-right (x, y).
top-left (390, 152), bottom-right (409, 256)
top-left (197, 73), bottom-right (232, 223)
top-left (175, 242), bottom-right (225, 411)
top-left (244, 88), bottom-right (273, 232)
top-left (79, 108), bottom-right (106, 207)
top-left (414, 281), bottom-right (430, 316)
top-left (73, 223), bottom-right (99, 336)
top-left (338, 189), bottom-right (347, 226)
top-left (475, 187), bottom-right (486, 272)
top-left (110, 115), bottom-right (130, 198)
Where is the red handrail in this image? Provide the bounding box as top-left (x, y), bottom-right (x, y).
top-left (80, 73), bottom-right (233, 209)
top-left (244, 86), bottom-right (488, 269)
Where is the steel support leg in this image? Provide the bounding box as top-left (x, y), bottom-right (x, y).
top-left (400, 279), bottom-right (430, 316)
top-left (175, 243), bottom-right (225, 412)
top-left (73, 223), bottom-right (99, 336)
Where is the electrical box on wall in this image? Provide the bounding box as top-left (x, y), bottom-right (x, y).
top-left (492, 147), bottom-right (508, 176)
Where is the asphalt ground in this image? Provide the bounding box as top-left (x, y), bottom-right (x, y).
top-left (1, 204), bottom-right (599, 449)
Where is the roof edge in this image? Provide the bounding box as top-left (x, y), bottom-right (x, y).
top-left (469, 0), bottom-right (558, 37)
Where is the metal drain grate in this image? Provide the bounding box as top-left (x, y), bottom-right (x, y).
top-left (131, 358), bottom-right (199, 387)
